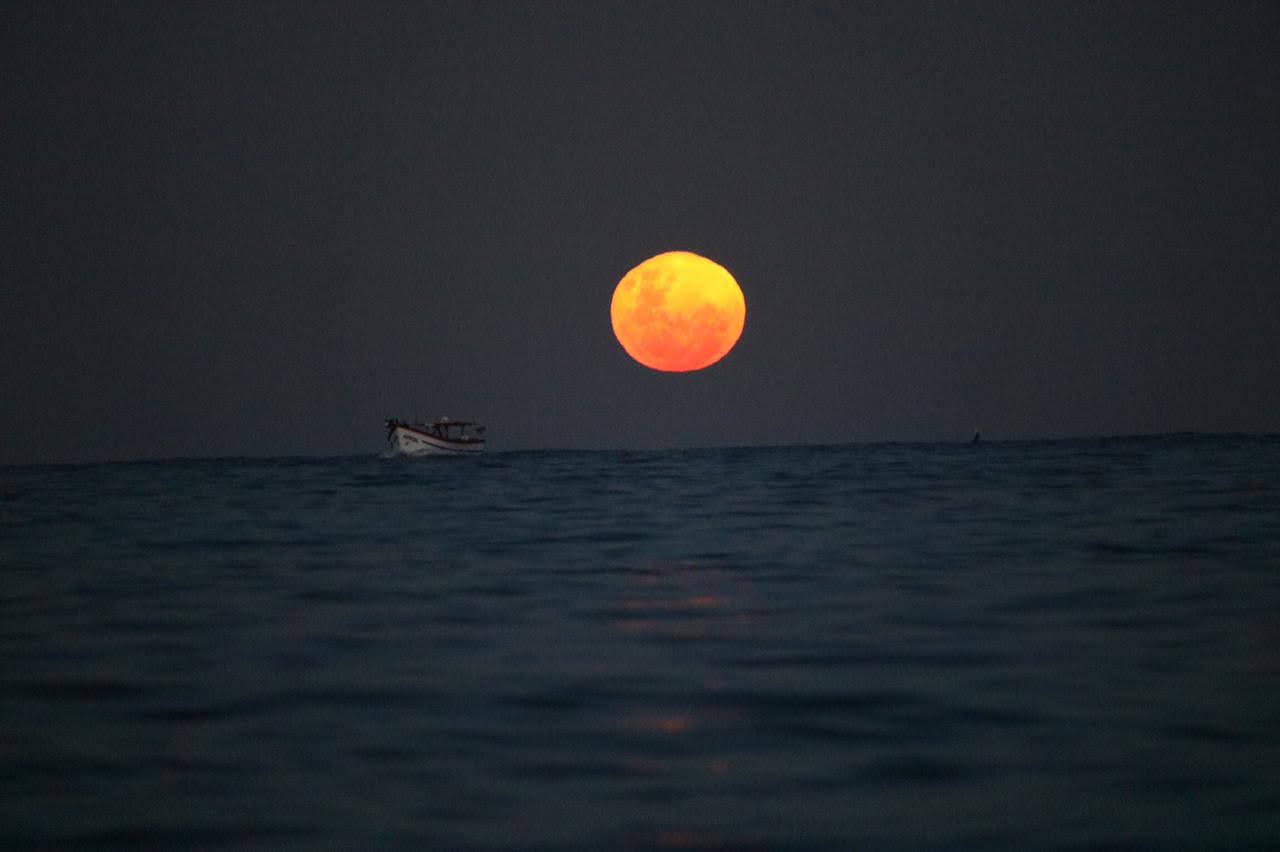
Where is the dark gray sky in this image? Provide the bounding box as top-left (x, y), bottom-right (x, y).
top-left (4, 2), bottom-right (1278, 463)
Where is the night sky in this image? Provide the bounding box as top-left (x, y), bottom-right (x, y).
top-left (4, 2), bottom-right (1278, 464)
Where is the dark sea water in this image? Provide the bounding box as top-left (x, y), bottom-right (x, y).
top-left (2, 435), bottom-right (1279, 850)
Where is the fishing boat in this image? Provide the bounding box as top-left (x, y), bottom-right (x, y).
top-left (385, 417), bottom-right (486, 456)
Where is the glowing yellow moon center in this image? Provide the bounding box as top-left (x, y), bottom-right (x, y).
top-left (610, 251), bottom-right (746, 372)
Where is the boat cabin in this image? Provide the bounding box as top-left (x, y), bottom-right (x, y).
top-left (425, 418), bottom-right (484, 443)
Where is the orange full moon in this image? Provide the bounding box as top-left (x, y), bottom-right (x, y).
top-left (610, 251), bottom-right (746, 372)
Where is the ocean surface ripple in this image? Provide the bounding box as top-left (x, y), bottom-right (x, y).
top-left (2, 435), bottom-right (1278, 849)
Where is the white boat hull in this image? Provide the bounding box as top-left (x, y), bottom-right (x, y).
top-left (389, 424), bottom-right (484, 456)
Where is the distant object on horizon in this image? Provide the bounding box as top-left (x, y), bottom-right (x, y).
top-left (972, 431), bottom-right (981, 444)
top-left (385, 417), bottom-right (486, 456)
